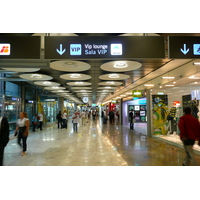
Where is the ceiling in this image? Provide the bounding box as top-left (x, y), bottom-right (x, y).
top-left (1, 33), bottom-right (200, 105)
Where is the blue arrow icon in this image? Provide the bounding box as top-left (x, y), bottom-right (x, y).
top-left (56, 44), bottom-right (66, 55)
top-left (180, 44), bottom-right (189, 55)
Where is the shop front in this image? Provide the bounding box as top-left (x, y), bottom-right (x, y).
top-left (122, 97), bottom-right (147, 135)
top-left (151, 84), bottom-right (200, 153)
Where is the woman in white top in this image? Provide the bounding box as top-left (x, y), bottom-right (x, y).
top-left (14, 112), bottom-right (30, 156)
top-left (62, 110), bottom-right (68, 129)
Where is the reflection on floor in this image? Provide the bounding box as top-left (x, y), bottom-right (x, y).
top-left (3, 117), bottom-right (200, 166)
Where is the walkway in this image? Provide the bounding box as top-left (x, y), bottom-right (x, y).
top-left (3, 117), bottom-right (200, 166)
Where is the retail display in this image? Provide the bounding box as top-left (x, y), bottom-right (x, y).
top-left (128, 105), bottom-right (147, 122)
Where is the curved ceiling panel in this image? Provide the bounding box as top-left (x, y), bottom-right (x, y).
top-left (100, 60), bottom-right (142, 72)
top-left (60, 73), bottom-right (91, 81)
top-left (71, 87), bottom-right (92, 90)
top-left (1, 68), bottom-right (40, 72)
top-left (50, 61), bottom-right (91, 72)
top-left (19, 74), bottom-right (53, 81)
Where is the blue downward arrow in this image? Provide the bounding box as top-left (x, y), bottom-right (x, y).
top-left (180, 44), bottom-right (189, 55)
top-left (56, 44), bottom-right (66, 55)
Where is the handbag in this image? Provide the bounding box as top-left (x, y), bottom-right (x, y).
top-left (14, 130), bottom-right (19, 137)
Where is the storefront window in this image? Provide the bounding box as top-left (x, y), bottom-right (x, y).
top-left (151, 84), bottom-right (200, 152)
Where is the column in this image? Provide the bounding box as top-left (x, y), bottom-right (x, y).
top-left (58, 97), bottom-right (64, 113)
top-left (119, 99), bottom-right (122, 125)
top-left (21, 83), bottom-right (25, 112)
top-left (146, 89), bottom-right (152, 137)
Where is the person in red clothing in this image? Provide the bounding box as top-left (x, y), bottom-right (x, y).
top-left (178, 107), bottom-right (200, 166)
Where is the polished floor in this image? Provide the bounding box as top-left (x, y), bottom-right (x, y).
top-left (3, 117), bottom-right (200, 166)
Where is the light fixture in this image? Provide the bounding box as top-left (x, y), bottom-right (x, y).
top-left (109, 74), bottom-right (119, 78)
top-left (173, 82), bottom-right (176, 84)
top-left (162, 77), bottom-right (175, 79)
top-left (106, 81), bottom-right (115, 84)
top-left (126, 93), bottom-right (132, 95)
top-left (165, 85), bottom-right (175, 86)
top-left (193, 62), bottom-right (200, 65)
top-left (189, 76), bottom-right (200, 79)
top-left (157, 92), bottom-right (164, 95)
top-left (120, 95), bottom-right (126, 97)
top-left (52, 86), bottom-right (59, 89)
top-left (144, 84), bottom-right (154, 86)
top-left (105, 86), bottom-right (111, 89)
top-left (31, 74), bottom-right (42, 78)
top-left (70, 74), bottom-right (81, 78)
top-left (43, 81), bottom-right (51, 85)
top-left (113, 62), bottom-right (128, 68)
top-left (75, 82), bottom-right (83, 84)
top-left (159, 86), bottom-right (162, 88)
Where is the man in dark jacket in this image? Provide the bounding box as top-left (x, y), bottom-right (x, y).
top-left (178, 107), bottom-right (200, 166)
top-left (56, 111), bottom-right (63, 129)
top-left (0, 117), bottom-right (10, 166)
top-left (129, 110), bottom-right (134, 129)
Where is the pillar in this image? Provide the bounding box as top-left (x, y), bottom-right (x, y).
top-left (119, 99), bottom-right (122, 125)
top-left (21, 83), bottom-right (25, 112)
top-left (146, 89), bottom-right (153, 137)
top-left (58, 97), bottom-right (64, 113)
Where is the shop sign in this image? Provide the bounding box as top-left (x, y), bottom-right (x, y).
top-left (168, 36), bottom-right (200, 58)
top-left (45, 36), bottom-right (165, 59)
top-left (11, 97), bottom-right (19, 101)
top-left (132, 90), bottom-right (143, 97)
top-left (173, 101), bottom-right (180, 106)
top-left (0, 36), bottom-right (40, 59)
top-left (138, 100), bottom-right (146, 104)
top-left (92, 104), bottom-right (96, 107)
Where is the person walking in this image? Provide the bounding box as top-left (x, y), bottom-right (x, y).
top-left (14, 112), bottom-right (30, 156)
top-left (62, 110), bottom-right (68, 129)
top-left (56, 111), bottom-right (63, 129)
top-left (178, 107), bottom-right (200, 166)
top-left (0, 116), bottom-right (10, 166)
top-left (81, 110), bottom-right (86, 126)
top-left (129, 109), bottom-right (134, 129)
top-left (109, 110), bottom-right (114, 124)
top-left (86, 110), bottom-right (89, 123)
top-left (92, 110), bottom-right (96, 120)
top-left (37, 112), bottom-right (43, 131)
top-left (32, 114), bottom-right (38, 132)
top-left (72, 111), bottom-right (79, 133)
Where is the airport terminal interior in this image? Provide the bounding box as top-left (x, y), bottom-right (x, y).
top-left (1, 33), bottom-right (200, 166)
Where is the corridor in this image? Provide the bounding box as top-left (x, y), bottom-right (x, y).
top-left (4, 118), bottom-right (200, 166)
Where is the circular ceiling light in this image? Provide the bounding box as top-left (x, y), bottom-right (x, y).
top-left (70, 74), bottom-right (81, 78)
top-left (19, 74), bottom-right (53, 81)
top-left (109, 74), bottom-right (120, 78)
top-left (34, 81), bottom-right (60, 87)
top-left (44, 86), bottom-right (66, 90)
top-left (67, 82), bottom-right (92, 86)
top-left (113, 62), bottom-right (128, 68)
top-left (100, 60), bottom-right (142, 72)
top-left (99, 74), bottom-right (130, 80)
top-left (60, 74), bottom-right (91, 81)
top-left (50, 60), bottom-right (91, 72)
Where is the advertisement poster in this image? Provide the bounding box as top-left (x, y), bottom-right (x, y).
top-left (152, 95), bottom-right (169, 135)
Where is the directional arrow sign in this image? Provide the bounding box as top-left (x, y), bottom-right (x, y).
top-left (180, 44), bottom-right (189, 55)
top-left (168, 36), bottom-right (200, 59)
top-left (56, 44), bottom-right (66, 55)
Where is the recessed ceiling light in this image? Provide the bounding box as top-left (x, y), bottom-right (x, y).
top-left (113, 62), bottom-right (128, 68)
top-left (75, 82), bottom-right (83, 84)
top-left (144, 84), bottom-right (154, 86)
top-left (173, 82), bottom-right (176, 84)
top-left (159, 86), bottom-right (162, 88)
top-left (106, 81), bottom-right (115, 84)
top-left (162, 77), bottom-right (175, 79)
top-left (52, 86), bottom-right (59, 89)
top-left (70, 74), bottom-right (81, 78)
top-left (31, 74), bottom-right (42, 78)
top-left (109, 74), bottom-right (120, 78)
top-left (105, 86), bottom-right (111, 89)
top-left (189, 76), bottom-right (200, 79)
top-left (43, 81), bottom-right (51, 85)
top-left (193, 62), bottom-right (200, 65)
